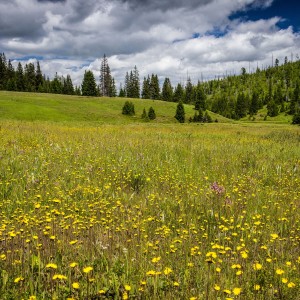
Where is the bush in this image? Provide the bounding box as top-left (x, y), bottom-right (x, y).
top-left (175, 101), bottom-right (185, 123)
top-left (122, 101), bottom-right (135, 116)
top-left (148, 107), bottom-right (156, 120)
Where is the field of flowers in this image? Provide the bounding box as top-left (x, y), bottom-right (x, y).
top-left (0, 120), bottom-right (299, 299)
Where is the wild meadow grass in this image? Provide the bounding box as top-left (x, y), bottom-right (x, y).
top-left (0, 120), bottom-right (299, 299)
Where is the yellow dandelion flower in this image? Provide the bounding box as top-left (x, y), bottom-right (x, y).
top-left (276, 269), bottom-right (284, 275)
top-left (83, 266), bottom-right (93, 273)
top-left (69, 240), bottom-right (78, 245)
top-left (124, 285), bottom-right (131, 291)
top-left (146, 270), bottom-right (156, 276)
top-left (29, 296), bottom-right (36, 300)
top-left (69, 262), bottom-right (78, 268)
top-left (190, 297), bottom-right (197, 300)
top-left (53, 274), bottom-right (67, 280)
top-left (233, 287), bottom-right (242, 295)
top-left (173, 281), bottom-right (180, 287)
top-left (236, 270), bottom-right (243, 276)
top-left (254, 284), bottom-right (260, 291)
top-left (72, 282), bottom-right (80, 289)
top-left (223, 289), bottom-right (231, 295)
top-left (288, 282), bottom-right (296, 288)
top-left (151, 256), bottom-right (161, 263)
top-left (14, 277), bottom-right (24, 283)
top-left (253, 263), bottom-right (262, 270)
top-left (99, 289), bottom-right (106, 294)
top-left (46, 263), bottom-right (57, 269)
top-left (282, 278), bottom-right (288, 284)
top-left (122, 292), bottom-right (128, 300)
top-left (214, 284), bottom-right (221, 291)
top-left (164, 267), bottom-right (173, 275)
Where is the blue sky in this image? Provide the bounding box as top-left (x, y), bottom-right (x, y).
top-left (231, 0), bottom-right (300, 31)
top-left (0, 0), bottom-right (299, 86)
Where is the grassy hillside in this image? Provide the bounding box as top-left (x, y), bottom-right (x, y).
top-left (0, 91), bottom-right (232, 124)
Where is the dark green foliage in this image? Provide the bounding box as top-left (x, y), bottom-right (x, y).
top-left (235, 93), bottom-right (248, 119)
top-left (35, 61), bottom-right (44, 91)
top-left (63, 75), bottom-right (74, 95)
top-left (184, 77), bottom-right (193, 103)
top-left (122, 101), bottom-right (135, 116)
top-left (16, 62), bottom-right (25, 91)
top-left (125, 66), bottom-right (140, 98)
top-left (267, 100), bottom-right (279, 117)
top-left (0, 53), bottom-right (7, 90)
top-left (150, 74), bottom-right (160, 100)
top-left (194, 82), bottom-right (206, 111)
top-left (249, 91), bottom-right (260, 116)
top-left (162, 78), bottom-right (173, 101)
top-left (190, 109), bottom-right (203, 123)
top-left (141, 108), bottom-right (147, 119)
top-left (24, 63), bottom-right (36, 92)
top-left (203, 111), bottom-right (213, 123)
top-left (119, 85), bottom-right (126, 97)
top-left (100, 54), bottom-right (116, 97)
top-left (175, 101), bottom-right (185, 123)
top-left (289, 81), bottom-right (299, 115)
top-left (292, 112), bottom-right (300, 124)
top-left (142, 76), bottom-right (151, 99)
top-left (81, 70), bottom-right (98, 96)
top-left (173, 83), bottom-right (184, 102)
top-left (148, 107), bottom-right (156, 120)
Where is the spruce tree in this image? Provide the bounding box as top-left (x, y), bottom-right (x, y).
top-left (142, 76), bottom-right (151, 99)
top-left (122, 101), bottom-right (135, 115)
top-left (35, 61), bottom-right (44, 91)
top-left (175, 101), bottom-right (185, 123)
top-left (173, 83), bottom-right (184, 102)
top-left (150, 74), bottom-right (160, 99)
top-left (184, 77), bottom-right (193, 103)
top-left (81, 70), bottom-right (98, 96)
top-left (16, 62), bottom-right (25, 91)
top-left (148, 107), bottom-right (156, 120)
top-left (162, 77), bottom-right (173, 101)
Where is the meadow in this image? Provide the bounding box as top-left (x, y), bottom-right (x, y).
top-left (0, 92), bottom-right (300, 299)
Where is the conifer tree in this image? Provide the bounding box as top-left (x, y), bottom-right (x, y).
top-left (100, 54), bottom-right (113, 97)
top-left (150, 74), bottom-right (160, 99)
top-left (142, 76), bottom-right (151, 99)
top-left (184, 77), bottom-right (193, 103)
top-left (162, 77), bottom-right (173, 101)
top-left (173, 83), bottom-right (184, 102)
top-left (148, 107), bottom-right (156, 120)
top-left (35, 61), bottom-right (44, 91)
top-left (175, 101), bottom-right (185, 123)
top-left (81, 70), bottom-right (98, 96)
top-left (0, 53), bottom-right (7, 90)
top-left (16, 62), bottom-right (25, 91)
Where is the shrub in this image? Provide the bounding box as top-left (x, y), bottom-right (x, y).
top-left (122, 101), bottom-right (135, 116)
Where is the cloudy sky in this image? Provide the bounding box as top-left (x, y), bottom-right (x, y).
top-left (1, 0), bottom-right (299, 87)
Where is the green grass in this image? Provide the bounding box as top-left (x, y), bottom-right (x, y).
top-left (0, 91), bottom-right (299, 299)
top-left (0, 91), bottom-right (203, 124)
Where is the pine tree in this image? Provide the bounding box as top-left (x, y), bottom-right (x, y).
top-left (119, 84), bottom-right (126, 97)
top-left (249, 91), bottom-right (259, 116)
top-left (35, 61), bottom-right (44, 91)
top-left (99, 54), bottom-right (113, 97)
top-left (109, 78), bottom-right (117, 97)
top-left (24, 63), bottom-right (36, 92)
top-left (81, 70), bottom-right (98, 96)
top-left (267, 100), bottom-right (279, 117)
top-left (184, 77), bottom-right (193, 103)
top-left (122, 101), bottom-right (135, 115)
top-left (148, 107), bottom-right (156, 120)
top-left (63, 75), bottom-right (74, 95)
top-left (16, 62), bottom-right (25, 91)
top-left (194, 82), bottom-right (206, 110)
top-left (0, 53), bottom-right (7, 90)
top-left (142, 76), bottom-right (151, 99)
top-left (175, 101), bottom-right (185, 123)
top-left (51, 73), bottom-right (63, 94)
top-left (173, 83), bottom-right (184, 102)
top-left (162, 77), bottom-right (173, 101)
top-left (150, 74), bottom-right (160, 99)
top-left (235, 92), bottom-right (248, 119)
top-left (6, 60), bottom-right (16, 91)
top-left (141, 108), bottom-right (147, 119)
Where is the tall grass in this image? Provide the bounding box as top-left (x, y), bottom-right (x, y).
top-left (0, 120), bottom-right (299, 299)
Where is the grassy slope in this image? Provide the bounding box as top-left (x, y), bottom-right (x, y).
top-left (0, 91), bottom-right (232, 124)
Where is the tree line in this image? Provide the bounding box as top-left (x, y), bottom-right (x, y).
top-left (0, 52), bottom-right (300, 123)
